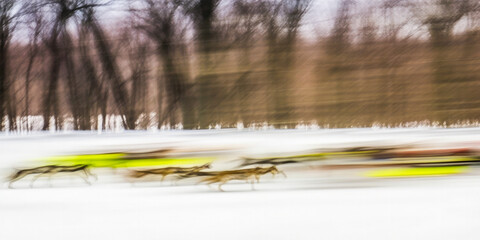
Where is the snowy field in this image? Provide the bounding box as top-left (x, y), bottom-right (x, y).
top-left (2, 128), bottom-right (480, 240)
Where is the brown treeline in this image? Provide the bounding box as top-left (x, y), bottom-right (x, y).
top-left (1, 0), bottom-right (480, 131)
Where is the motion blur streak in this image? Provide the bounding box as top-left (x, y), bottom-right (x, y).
top-left (3, 129), bottom-right (480, 190)
top-left (2, 129), bottom-right (480, 240)
top-left (2, 0), bottom-right (480, 239)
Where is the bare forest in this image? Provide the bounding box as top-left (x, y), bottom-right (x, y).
top-left (1, 0), bottom-right (480, 131)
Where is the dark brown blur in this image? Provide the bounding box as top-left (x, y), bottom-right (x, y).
top-left (2, 0), bottom-right (480, 131)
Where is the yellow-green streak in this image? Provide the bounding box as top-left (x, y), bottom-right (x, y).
top-left (43, 153), bottom-right (215, 168)
top-left (111, 157), bottom-right (214, 168)
top-left (365, 166), bottom-right (469, 178)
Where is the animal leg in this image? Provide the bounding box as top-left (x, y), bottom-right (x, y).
top-left (218, 182), bottom-right (226, 192)
top-left (84, 168), bottom-right (97, 181)
top-left (78, 172), bottom-right (91, 185)
top-left (82, 169), bottom-right (92, 182)
top-left (8, 178), bottom-right (20, 189)
top-left (8, 172), bottom-right (28, 188)
top-left (30, 173), bottom-right (48, 188)
top-left (160, 174), bottom-right (167, 182)
top-left (48, 173), bottom-right (55, 187)
top-left (206, 181), bottom-right (215, 189)
top-left (199, 176), bottom-right (214, 185)
top-left (218, 178), bottom-right (231, 192)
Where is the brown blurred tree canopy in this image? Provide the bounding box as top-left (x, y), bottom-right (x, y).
top-left (2, 0), bottom-right (480, 131)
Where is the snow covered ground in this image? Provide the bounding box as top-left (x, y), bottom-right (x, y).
top-left (1, 128), bottom-right (480, 240)
top-left (2, 178), bottom-right (480, 240)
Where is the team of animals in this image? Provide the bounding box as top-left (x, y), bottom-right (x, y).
top-left (5, 146), bottom-right (480, 190)
top-left (6, 162), bottom-right (283, 191)
top-left (5, 147), bottom-right (294, 190)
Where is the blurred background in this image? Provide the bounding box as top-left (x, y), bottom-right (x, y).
top-left (3, 2), bottom-right (480, 237)
top-left (0, 0), bottom-right (480, 131)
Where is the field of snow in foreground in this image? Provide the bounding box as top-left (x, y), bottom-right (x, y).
top-left (1, 128), bottom-right (480, 240)
top-left (1, 178), bottom-right (480, 240)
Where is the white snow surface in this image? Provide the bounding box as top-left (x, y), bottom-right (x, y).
top-left (1, 128), bottom-right (480, 240)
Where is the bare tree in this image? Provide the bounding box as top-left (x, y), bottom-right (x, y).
top-left (81, 5), bottom-right (139, 129)
top-left (78, 20), bottom-right (108, 130)
top-left (322, 0), bottom-right (354, 126)
top-left (181, 0), bottom-right (221, 128)
top-left (263, 0), bottom-right (310, 128)
top-left (414, 0), bottom-right (472, 123)
top-left (40, 0), bottom-right (100, 130)
top-left (376, 0), bottom-right (413, 123)
top-left (23, 3), bottom-right (44, 131)
top-left (231, 0), bottom-right (266, 126)
top-left (118, 26), bottom-right (150, 129)
top-left (132, 0), bottom-right (194, 129)
top-left (0, 0), bottom-right (21, 130)
top-left (279, 0), bottom-right (310, 127)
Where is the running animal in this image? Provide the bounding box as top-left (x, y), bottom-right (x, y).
top-left (196, 166), bottom-right (285, 191)
top-left (128, 163), bottom-right (211, 181)
top-left (8, 164), bottom-right (95, 188)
